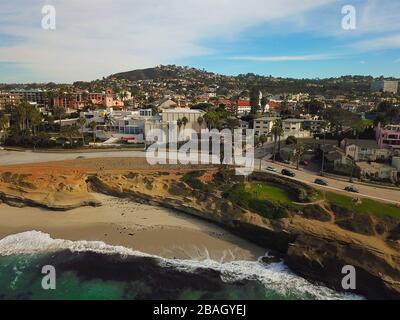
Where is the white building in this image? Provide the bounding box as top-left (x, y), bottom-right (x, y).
top-left (371, 80), bottom-right (399, 94)
top-left (253, 117), bottom-right (279, 136)
top-left (282, 119), bottom-right (311, 138)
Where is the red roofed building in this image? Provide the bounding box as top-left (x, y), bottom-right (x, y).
top-left (236, 99), bottom-right (251, 114)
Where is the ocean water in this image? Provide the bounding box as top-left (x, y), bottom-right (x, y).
top-left (0, 231), bottom-right (361, 300)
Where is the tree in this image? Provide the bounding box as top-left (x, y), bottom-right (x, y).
top-left (320, 120), bottom-right (329, 177)
top-left (181, 116), bottom-right (188, 129)
top-left (89, 121), bottom-right (98, 143)
top-left (30, 108), bottom-right (43, 136)
top-left (0, 114), bottom-right (9, 144)
top-left (286, 136), bottom-right (297, 145)
top-left (53, 106), bottom-right (66, 133)
top-left (204, 111), bottom-right (220, 130)
top-left (77, 117), bottom-right (87, 144)
top-left (177, 118), bottom-right (183, 132)
top-left (259, 134), bottom-right (268, 146)
top-left (197, 116), bottom-right (204, 129)
top-left (271, 120), bottom-right (284, 162)
top-left (250, 88), bottom-right (261, 114)
top-left (61, 125), bottom-right (80, 147)
top-left (293, 142), bottom-right (305, 170)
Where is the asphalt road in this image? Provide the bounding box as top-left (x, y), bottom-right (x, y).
top-left (256, 159), bottom-right (400, 205)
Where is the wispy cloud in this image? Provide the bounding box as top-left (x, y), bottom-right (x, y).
top-left (0, 0), bottom-right (334, 82)
top-left (352, 34), bottom-right (400, 51)
top-left (229, 54), bottom-right (336, 62)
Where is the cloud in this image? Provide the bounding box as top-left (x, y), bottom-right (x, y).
top-left (352, 34), bottom-right (400, 51)
top-left (0, 0), bottom-right (334, 82)
top-left (229, 54), bottom-right (335, 62)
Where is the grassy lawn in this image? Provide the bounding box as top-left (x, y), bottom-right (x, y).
top-left (325, 192), bottom-right (400, 219)
top-left (246, 183), bottom-right (295, 204)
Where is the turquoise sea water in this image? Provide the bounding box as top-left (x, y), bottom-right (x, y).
top-left (0, 231), bottom-right (361, 300)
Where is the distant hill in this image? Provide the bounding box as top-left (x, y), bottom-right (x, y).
top-left (111, 66), bottom-right (183, 81)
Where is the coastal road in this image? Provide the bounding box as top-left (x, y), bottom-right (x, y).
top-left (1, 150), bottom-right (399, 205)
top-left (256, 159), bottom-right (400, 205)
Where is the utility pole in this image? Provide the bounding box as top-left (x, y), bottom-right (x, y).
top-left (321, 131), bottom-right (326, 177)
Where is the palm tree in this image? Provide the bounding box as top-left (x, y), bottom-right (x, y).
top-left (271, 120), bottom-right (284, 162)
top-left (0, 114), bottom-right (9, 144)
top-left (30, 109), bottom-right (43, 136)
top-left (320, 120), bottom-right (329, 177)
top-left (53, 106), bottom-right (66, 133)
top-left (61, 125), bottom-right (80, 147)
top-left (294, 142), bottom-right (305, 170)
top-left (177, 118), bottom-right (183, 133)
top-left (89, 121), bottom-right (98, 143)
top-left (181, 116), bottom-right (188, 129)
top-left (197, 116), bottom-right (204, 129)
top-left (77, 117), bottom-right (87, 145)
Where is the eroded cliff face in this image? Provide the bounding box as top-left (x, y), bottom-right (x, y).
top-left (87, 171), bottom-right (400, 299)
top-left (0, 166), bottom-right (399, 299)
top-left (0, 167), bottom-right (100, 210)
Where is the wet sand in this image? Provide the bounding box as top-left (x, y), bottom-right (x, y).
top-left (0, 193), bottom-right (265, 262)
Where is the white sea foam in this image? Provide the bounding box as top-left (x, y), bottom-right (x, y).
top-left (0, 231), bottom-right (363, 300)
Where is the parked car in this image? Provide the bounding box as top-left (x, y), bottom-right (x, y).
top-left (345, 186), bottom-right (359, 193)
top-left (314, 178), bottom-right (328, 186)
top-left (266, 166), bottom-right (277, 172)
top-left (300, 160), bottom-right (309, 166)
top-left (281, 169), bottom-right (296, 177)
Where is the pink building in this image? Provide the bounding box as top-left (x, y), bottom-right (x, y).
top-left (376, 123), bottom-right (400, 150)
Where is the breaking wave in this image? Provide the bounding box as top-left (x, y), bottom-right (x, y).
top-left (0, 231), bottom-right (362, 300)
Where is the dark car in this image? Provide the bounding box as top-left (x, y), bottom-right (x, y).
top-left (314, 178), bottom-right (328, 186)
top-left (281, 169), bottom-right (296, 177)
top-left (345, 186), bottom-right (359, 193)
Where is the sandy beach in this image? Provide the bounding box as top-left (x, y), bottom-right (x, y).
top-left (0, 193), bottom-right (265, 262)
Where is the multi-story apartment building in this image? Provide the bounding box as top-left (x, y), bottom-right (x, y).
top-left (371, 80), bottom-right (399, 94)
top-left (282, 119), bottom-right (311, 138)
top-left (376, 123), bottom-right (400, 151)
top-left (253, 117), bottom-right (279, 136)
top-left (0, 91), bottom-right (20, 109)
top-left (53, 93), bottom-right (85, 111)
top-left (10, 89), bottom-right (48, 105)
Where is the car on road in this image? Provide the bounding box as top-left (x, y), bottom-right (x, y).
top-left (314, 178), bottom-right (328, 186)
top-left (345, 186), bottom-right (359, 193)
top-left (266, 166), bottom-right (277, 172)
top-left (281, 169), bottom-right (296, 177)
top-left (300, 160), bottom-right (309, 166)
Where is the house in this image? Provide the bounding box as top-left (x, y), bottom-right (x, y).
top-left (324, 146), bottom-right (354, 175)
top-left (340, 139), bottom-right (390, 162)
top-left (153, 98), bottom-right (177, 110)
top-left (236, 100), bottom-right (251, 115)
top-left (376, 123), bottom-right (400, 151)
top-left (301, 119), bottom-right (327, 134)
top-left (282, 119), bottom-right (311, 138)
top-left (357, 162), bottom-right (398, 183)
top-left (253, 117), bottom-right (279, 136)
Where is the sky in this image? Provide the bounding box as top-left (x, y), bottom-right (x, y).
top-left (0, 0), bottom-right (399, 83)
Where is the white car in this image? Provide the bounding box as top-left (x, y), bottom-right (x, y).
top-left (266, 166), bottom-right (277, 172)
